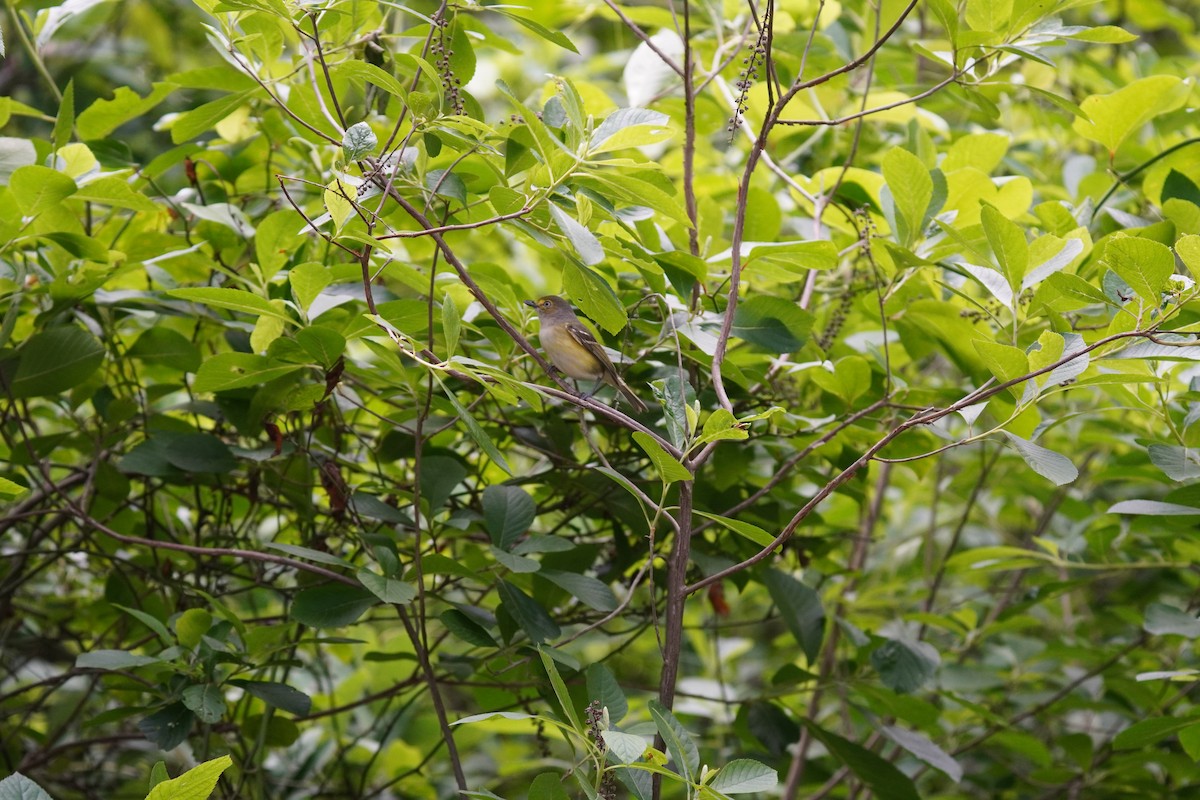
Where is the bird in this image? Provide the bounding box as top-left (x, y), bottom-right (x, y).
top-left (524, 295), bottom-right (649, 413)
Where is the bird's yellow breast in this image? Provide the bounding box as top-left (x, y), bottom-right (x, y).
top-left (541, 325), bottom-right (604, 380)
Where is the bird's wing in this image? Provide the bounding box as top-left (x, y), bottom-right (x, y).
top-left (565, 321), bottom-right (618, 375)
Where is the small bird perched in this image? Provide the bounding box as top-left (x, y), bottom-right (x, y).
top-left (525, 295), bottom-right (648, 413)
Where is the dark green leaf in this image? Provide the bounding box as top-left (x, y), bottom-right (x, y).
top-left (763, 569), bottom-right (824, 663)
top-left (731, 296), bottom-right (813, 353)
top-left (871, 638), bottom-right (939, 694)
top-left (483, 485), bottom-right (536, 550)
top-left (138, 703), bottom-right (195, 750)
top-left (8, 326), bottom-right (104, 399)
top-left (291, 584), bottom-right (376, 628)
top-left (496, 580), bottom-right (559, 644)
top-left (229, 680), bottom-right (313, 716)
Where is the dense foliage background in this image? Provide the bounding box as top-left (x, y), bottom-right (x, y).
top-left (3, 0), bottom-right (1200, 797)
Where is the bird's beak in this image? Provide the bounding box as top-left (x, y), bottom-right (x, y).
top-left (523, 300), bottom-right (536, 308)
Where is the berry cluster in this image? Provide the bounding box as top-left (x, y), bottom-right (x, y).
top-left (728, 11), bottom-right (771, 139)
top-left (431, 10), bottom-right (465, 115)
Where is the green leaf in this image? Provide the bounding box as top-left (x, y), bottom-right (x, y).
top-left (1144, 604), bottom-right (1200, 638)
top-left (1104, 236), bottom-right (1175, 303)
top-left (192, 353), bottom-right (302, 393)
top-left (181, 684), bottom-right (225, 724)
top-left (1000, 432), bottom-right (1078, 485)
top-left (537, 646), bottom-right (582, 731)
top-left (539, 569), bottom-right (618, 611)
top-left (170, 91), bottom-right (253, 144)
top-left (762, 569), bottom-right (825, 663)
top-left (489, 8), bottom-right (578, 52)
top-left (586, 663), bottom-right (628, 724)
top-left (76, 83), bottom-right (174, 140)
top-left (138, 703), bottom-right (195, 751)
top-left (10, 165), bottom-right (77, 215)
top-left (175, 609), bottom-right (213, 649)
top-left (228, 680), bottom-right (311, 716)
top-left (1107, 500), bottom-right (1200, 516)
top-left (562, 261), bottom-right (627, 334)
top-left (801, 720), bottom-right (921, 800)
top-left (746, 240), bottom-right (839, 273)
top-left (632, 431), bottom-right (690, 483)
top-left (482, 485), bottom-right (536, 550)
top-left (589, 108), bottom-right (672, 154)
top-left (498, 581), bottom-right (560, 644)
top-left (1035, 272), bottom-right (1110, 311)
top-left (144, 755), bottom-right (233, 800)
top-left (0, 773), bottom-right (54, 800)
top-left (972, 340), bottom-right (1029, 399)
top-left (76, 649), bottom-right (162, 670)
top-left (1114, 716), bottom-right (1200, 751)
top-left (707, 759), bottom-right (778, 794)
top-left (166, 287), bottom-right (294, 322)
top-left (731, 296), bottom-right (813, 353)
top-left (882, 148), bottom-right (933, 246)
top-left (129, 328), bottom-right (202, 371)
top-left (342, 121), bottom-right (377, 161)
top-left (442, 293), bottom-right (461, 357)
top-left (549, 203), bottom-right (604, 265)
top-left (882, 725), bottom-right (963, 782)
top-left (357, 569), bottom-right (417, 604)
top-left (693, 510), bottom-right (775, 548)
top-left (331, 61), bottom-right (410, 101)
top-left (163, 433), bottom-right (237, 473)
top-left (1072, 75), bottom-right (1188, 154)
top-left (648, 700), bottom-right (700, 782)
top-left (111, 603), bottom-right (172, 643)
top-left (291, 584), bottom-right (376, 628)
top-left (0, 477), bottom-right (29, 499)
top-left (8, 326), bottom-right (104, 399)
top-left (440, 609), bottom-right (498, 648)
top-left (871, 638), bottom-right (939, 693)
top-left (981, 204), bottom-right (1029, 292)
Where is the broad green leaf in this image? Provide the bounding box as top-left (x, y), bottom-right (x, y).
top-left (1107, 500), bottom-right (1200, 516)
top-left (76, 650), bottom-right (162, 669)
top-left (76, 83), bottom-right (174, 139)
top-left (357, 569), bottom-right (416, 604)
top-left (1148, 445), bottom-right (1200, 481)
top-left (870, 638), bottom-right (939, 694)
top-left (707, 759), bottom-right (778, 794)
top-left (482, 485), bottom-right (536, 550)
top-left (1144, 604), bottom-right (1200, 638)
top-left (745, 240), bottom-right (839, 273)
top-left (549, 203), bottom-right (604, 265)
top-left (586, 663), bottom-right (628, 723)
top-left (1104, 237), bottom-right (1174, 303)
top-left (762, 569), bottom-right (824, 663)
top-left (342, 121), bottom-right (377, 161)
top-left (601, 730), bottom-right (646, 764)
top-left (291, 584), bottom-right (376, 628)
top-left (981, 204), bottom-right (1028, 292)
top-left (72, 175), bottom-right (160, 212)
top-left (882, 725), bottom-right (963, 782)
top-left (1072, 75), bottom-right (1188, 154)
top-left (498, 581), bottom-right (560, 644)
top-left (192, 353), bottom-right (302, 393)
top-left (1114, 716), bottom-right (1200, 751)
top-left (10, 165), bottom-right (76, 215)
top-left (170, 91), bottom-right (252, 143)
top-left (801, 721), bottom-right (920, 800)
top-left (589, 108), bottom-right (672, 154)
top-left (562, 261), bottom-right (627, 335)
top-left (0, 773), bottom-right (53, 800)
top-left (166, 287), bottom-right (293, 322)
top-left (144, 755), bottom-right (233, 800)
top-left (539, 569), bottom-right (618, 612)
top-left (228, 680), bottom-right (312, 716)
top-left (441, 609), bottom-right (498, 648)
top-left (175, 608), bottom-right (212, 649)
top-left (138, 703), bottom-right (194, 751)
top-left (0, 477), bottom-right (29, 499)
top-left (9, 326), bottom-right (104, 399)
top-left (182, 684), bottom-right (225, 724)
top-left (693, 510), bottom-right (775, 548)
top-left (731, 296), bottom-right (813, 353)
top-left (1035, 272), bottom-right (1109, 311)
top-left (129, 328), bottom-right (201, 371)
top-left (1000, 432), bottom-right (1078, 485)
top-left (882, 148), bottom-right (932, 247)
top-left (649, 701), bottom-right (700, 782)
top-left (965, 0), bottom-right (1012, 31)
top-left (490, 8), bottom-right (578, 52)
top-left (632, 431), bottom-right (690, 483)
top-left (1176, 234), bottom-right (1200, 282)
top-left (973, 340), bottom-right (1028, 399)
